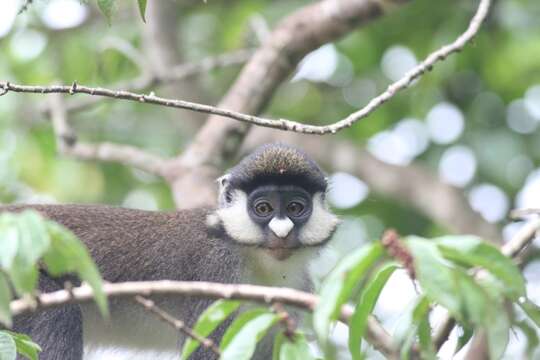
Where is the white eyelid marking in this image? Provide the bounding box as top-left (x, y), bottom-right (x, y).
top-left (269, 217), bottom-right (294, 238)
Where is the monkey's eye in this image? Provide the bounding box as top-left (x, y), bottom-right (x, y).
top-left (287, 202), bottom-right (305, 217)
top-left (254, 201), bottom-right (273, 217)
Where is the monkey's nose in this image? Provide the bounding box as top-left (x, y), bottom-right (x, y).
top-left (268, 217), bottom-right (294, 238)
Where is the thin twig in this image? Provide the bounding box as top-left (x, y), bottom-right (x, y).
top-left (18, 0), bottom-right (33, 14)
top-left (272, 302), bottom-right (296, 339)
top-left (381, 229), bottom-right (415, 278)
top-left (134, 295), bottom-right (220, 355)
top-left (165, 49), bottom-right (254, 82)
top-left (100, 37), bottom-right (149, 72)
top-left (0, 0), bottom-right (491, 135)
top-left (61, 49), bottom-right (254, 113)
top-left (501, 217), bottom-right (540, 258)
top-left (510, 208), bottom-right (540, 220)
top-left (48, 92), bottom-right (168, 176)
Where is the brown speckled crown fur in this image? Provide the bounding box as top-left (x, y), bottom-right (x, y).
top-left (228, 143), bottom-right (328, 193)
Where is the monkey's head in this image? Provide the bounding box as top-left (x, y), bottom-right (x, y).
top-left (210, 143), bottom-right (340, 260)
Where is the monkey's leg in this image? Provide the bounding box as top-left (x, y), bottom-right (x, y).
top-left (12, 276), bottom-right (83, 360)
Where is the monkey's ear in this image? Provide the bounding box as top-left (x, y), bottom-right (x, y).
top-left (217, 174), bottom-right (232, 206)
top-left (217, 173), bottom-right (231, 190)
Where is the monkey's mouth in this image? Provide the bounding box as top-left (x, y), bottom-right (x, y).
top-left (265, 241), bottom-right (298, 260)
top-left (266, 247), bottom-right (293, 260)
top-left (263, 236), bottom-right (299, 260)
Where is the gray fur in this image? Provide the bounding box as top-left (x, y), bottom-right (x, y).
top-left (7, 204), bottom-right (241, 360)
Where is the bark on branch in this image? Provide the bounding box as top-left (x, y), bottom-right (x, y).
top-left (0, 0), bottom-right (490, 137)
top-left (10, 216), bottom-right (536, 359)
top-left (11, 280), bottom-right (397, 358)
top-left (169, 0), bottom-right (411, 208)
top-left (48, 92), bottom-right (168, 175)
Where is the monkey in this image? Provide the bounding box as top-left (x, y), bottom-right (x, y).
top-left (3, 143), bottom-right (340, 360)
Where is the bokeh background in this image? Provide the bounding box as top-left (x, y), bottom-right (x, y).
top-left (1, 0), bottom-right (539, 358)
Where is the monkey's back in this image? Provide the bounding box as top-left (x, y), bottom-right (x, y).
top-left (3, 204), bottom-right (242, 359)
top-left (2, 204), bottom-right (241, 283)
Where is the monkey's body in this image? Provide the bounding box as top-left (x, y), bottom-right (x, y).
top-left (8, 204), bottom-right (313, 359)
top-left (4, 143), bottom-right (339, 360)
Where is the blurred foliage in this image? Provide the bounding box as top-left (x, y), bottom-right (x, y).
top-left (0, 210), bottom-right (106, 360)
top-left (1, 0), bottom-right (539, 240)
top-left (0, 330), bottom-right (41, 360)
top-left (1, 1), bottom-right (540, 358)
top-left (181, 235), bottom-right (537, 359)
top-left (0, 210), bottom-right (107, 327)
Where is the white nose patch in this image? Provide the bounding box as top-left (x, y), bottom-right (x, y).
top-left (269, 217), bottom-right (294, 238)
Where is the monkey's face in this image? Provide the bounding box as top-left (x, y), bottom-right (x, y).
top-left (214, 184), bottom-right (339, 260)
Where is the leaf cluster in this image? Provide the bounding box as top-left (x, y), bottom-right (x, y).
top-left (0, 210), bottom-right (107, 360)
top-left (183, 236), bottom-right (539, 359)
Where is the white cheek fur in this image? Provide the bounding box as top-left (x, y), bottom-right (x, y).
top-left (216, 190), bottom-right (264, 244)
top-left (300, 192), bottom-right (340, 245)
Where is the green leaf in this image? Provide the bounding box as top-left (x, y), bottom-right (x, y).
top-left (0, 331), bottom-right (16, 360)
top-left (6, 267), bottom-right (37, 298)
top-left (454, 326), bottom-right (473, 355)
top-left (97, 0), bottom-right (115, 23)
top-left (399, 322), bottom-right (418, 360)
top-left (279, 333), bottom-right (315, 360)
top-left (180, 300), bottom-right (240, 360)
top-left (16, 211), bottom-right (50, 266)
top-left (220, 311), bottom-right (278, 360)
top-left (314, 243), bottom-right (383, 347)
top-left (349, 263), bottom-right (398, 360)
top-left (8, 211), bottom-right (50, 294)
top-left (413, 297), bottom-right (435, 360)
top-left (405, 237), bottom-right (461, 318)
top-left (2, 331), bottom-right (41, 360)
top-left (0, 214), bottom-right (19, 270)
top-left (436, 235), bottom-right (526, 299)
top-left (398, 297), bottom-right (432, 360)
top-left (484, 303), bottom-right (510, 360)
top-left (137, 0), bottom-right (147, 22)
top-left (454, 270), bottom-right (489, 325)
top-left (455, 269), bottom-right (510, 359)
top-left (43, 222), bottom-right (108, 317)
top-left (0, 273), bottom-right (12, 327)
top-left (453, 269), bottom-right (510, 359)
top-left (519, 299), bottom-right (540, 327)
top-left (515, 320), bottom-right (539, 359)
top-left (272, 331), bottom-right (285, 360)
top-left (220, 308), bottom-right (270, 350)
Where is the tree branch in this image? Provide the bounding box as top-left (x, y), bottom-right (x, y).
top-left (48, 92), bottom-right (168, 176)
top-left (100, 36), bottom-right (148, 73)
top-left (134, 295), bottom-right (221, 355)
top-left (1, 0), bottom-right (490, 136)
top-left (432, 214), bottom-right (540, 353)
top-left (9, 214), bottom-right (533, 358)
top-left (169, 0), bottom-right (411, 208)
top-left (60, 49), bottom-right (253, 113)
top-left (10, 280), bottom-right (398, 358)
